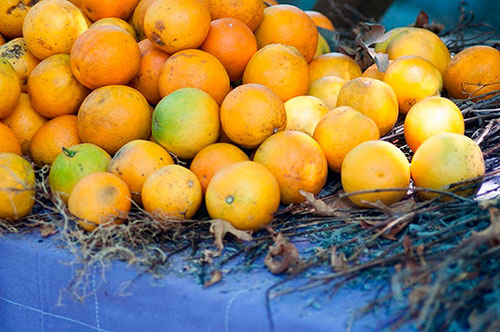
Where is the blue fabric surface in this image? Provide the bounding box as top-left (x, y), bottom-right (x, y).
top-left (0, 232), bottom-right (412, 332)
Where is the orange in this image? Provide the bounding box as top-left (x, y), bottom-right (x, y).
top-left (314, 33), bottom-right (330, 59)
top-left (142, 165), bottom-right (202, 219)
top-left (29, 115), bottom-right (81, 165)
top-left (336, 77), bottom-right (398, 135)
top-left (305, 10), bottom-right (335, 31)
top-left (284, 96), bottom-right (329, 136)
top-left (0, 34), bottom-right (4, 45)
top-left (0, 123), bottom-right (22, 155)
top-left (309, 52), bottom-right (362, 82)
top-left (129, 39), bottom-right (169, 105)
top-left (90, 17), bottom-right (138, 40)
top-left (313, 106), bottom-right (380, 173)
top-left (362, 63), bottom-right (386, 81)
top-left (253, 131), bottom-right (328, 204)
top-left (242, 44), bottom-right (309, 102)
top-left (0, 58), bottom-right (21, 119)
top-left (374, 27), bottom-right (410, 54)
top-left (68, 0), bottom-right (83, 7)
top-left (77, 85), bottom-right (151, 155)
top-left (205, 161), bottom-right (280, 230)
top-left (28, 54), bottom-right (90, 118)
top-left (49, 143), bottom-right (111, 204)
top-left (2, 93), bottom-right (47, 154)
top-left (404, 96), bottom-right (464, 152)
top-left (131, 0), bottom-right (156, 41)
top-left (68, 172), bottom-right (131, 231)
top-left (0, 0), bottom-right (41, 39)
top-left (220, 84), bottom-right (286, 149)
top-left (205, 0), bottom-right (265, 31)
top-left (0, 152), bottom-right (35, 220)
top-left (158, 49), bottom-right (230, 105)
top-left (264, 0), bottom-right (278, 5)
top-left (23, 0), bottom-right (88, 60)
top-left (0, 38), bottom-right (40, 92)
top-left (190, 143), bottom-right (249, 194)
top-left (200, 18), bottom-right (257, 82)
top-left (341, 141), bottom-right (410, 207)
top-left (307, 76), bottom-right (346, 109)
top-left (152, 88), bottom-right (220, 159)
top-left (384, 55), bottom-right (442, 114)
top-left (444, 45), bottom-right (500, 100)
top-left (108, 139), bottom-right (174, 202)
top-left (144, 0), bottom-right (210, 54)
top-left (81, 0), bottom-right (140, 21)
top-left (255, 5), bottom-right (318, 62)
top-left (411, 133), bottom-right (485, 200)
top-left (70, 25), bottom-right (140, 90)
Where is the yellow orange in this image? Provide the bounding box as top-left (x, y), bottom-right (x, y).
top-left (90, 17), bottom-right (138, 40)
top-left (305, 10), bottom-right (335, 31)
top-left (284, 96), bottom-right (329, 136)
top-left (205, 0), bottom-right (265, 31)
top-left (0, 123), bottom-right (22, 156)
top-left (0, 58), bottom-right (21, 119)
top-left (309, 52), bottom-right (362, 82)
top-left (307, 76), bottom-right (346, 109)
top-left (81, 0), bottom-right (139, 21)
top-left (0, 0), bottom-right (41, 39)
top-left (0, 38), bottom-right (40, 92)
top-left (131, 0), bottom-right (156, 41)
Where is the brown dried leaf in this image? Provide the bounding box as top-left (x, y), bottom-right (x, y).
top-left (330, 246), bottom-right (348, 272)
top-left (356, 23), bottom-right (390, 72)
top-left (39, 224), bottom-right (58, 238)
top-left (390, 198), bottom-right (417, 214)
top-left (265, 233), bottom-right (299, 275)
top-left (473, 208), bottom-right (500, 241)
top-left (300, 190), bottom-right (353, 217)
top-left (204, 270), bottom-right (222, 288)
top-left (209, 219), bottom-right (253, 251)
top-left (414, 10), bottom-right (430, 28)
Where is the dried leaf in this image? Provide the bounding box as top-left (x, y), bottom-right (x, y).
top-left (473, 208), bottom-right (500, 241)
top-left (330, 246), bottom-right (348, 271)
top-left (362, 198), bottom-right (417, 216)
top-left (209, 219), bottom-right (253, 251)
top-left (414, 10), bottom-right (430, 28)
top-left (300, 190), bottom-right (352, 217)
top-left (360, 23), bottom-right (388, 46)
top-left (204, 270), bottom-right (222, 288)
top-left (355, 23), bottom-right (390, 73)
top-left (264, 233), bottom-right (299, 274)
top-left (39, 224), bottom-right (58, 238)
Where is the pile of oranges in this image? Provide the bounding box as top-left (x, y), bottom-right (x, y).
top-left (0, 0), bottom-right (498, 231)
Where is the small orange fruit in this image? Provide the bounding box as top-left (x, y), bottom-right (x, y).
top-left (242, 44), bottom-right (309, 102)
top-left (0, 0), bottom-right (41, 39)
top-left (77, 85), bottom-right (151, 155)
top-left (374, 27), bottom-right (410, 54)
top-left (314, 33), bottom-right (331, 59)
top-left (253, 131), bottom-right (328, 204)
top-left (0, 152), bottom-right (35, 220)
top-left (108, 140), bottom-right (174, 202)
top-left (313, 106), bottom-right (380, 173)
top-left (0, 58), bottom-right (21, 119)
top-left (341, 141), bottom-right (410, 207)
top-left (129, 39), bottom-right (170, 105)
top-left (220, 84), bottom-right (286, 149)
top-left (309, 52), bottom-right (362, 82)
top-left (305, 10), bottom-right (335, 31)
top-left (205, 0), bottom-right (265, 32)
top-left (206, 161), bottom-right (280, 230)
top-left (28, 54), bottom-right (90, 118)
top-left (336, 77), bottom-right (399, 135)
top-left (384, 55), bottom-right (443, 113)
top-left (81, 0), bottom-right (140, 21)
top-left (201, 18), bottom-right (257, 82)
top-left (70, 25), bottom-right (140, 90)
top-left (284, 96), bottom-right (330, 136)
top-left (0, 123), bottom-right (22, 155)
top-left (152, 88), bottom-right (220, 159)
top-left (144, 0), bottom-right (210, 54)
top-left (158, 49), bottom-right (230, 105)
top-left (90, 17), bottom-right (138, 40)
top-left (190, 143), bottom-right (249, 194)
top-left (2, 93), bottom-right (47, 154)
top-left (0, 38), bottom-right (40, 92)
top-left (29, 115), bottom-right (81, 165)
top-left (404, 96), bottom-right (464, 152)
top-left (444, 45), bottom-right (500, 100)
top-left (307, 76), bottom-right (346, 109)
top-left (411, 133), bottom-right (485, 200)
top-left (264, 0), bottom-right (278, 5)
top-left (131, 0), bottom-right (156, 41)
top-left (362, 62), bottom-right (387, 81)
top-left (69, 172), bottom-right (131, 231)
top-left (255, 5), bottom-right (318, 62)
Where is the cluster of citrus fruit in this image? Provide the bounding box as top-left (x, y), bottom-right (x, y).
top-left (0, 0), bottom-right (498, 231)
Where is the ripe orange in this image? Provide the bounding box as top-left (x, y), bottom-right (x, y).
top-left (374, 27), bottom-right (409, 53)
top-left (69, 172), bottom-right (131, 231)
top-left (144, 0), bottom-right (210, 54)
top-left (152, 88), bottom-right (220, 159)
top-left (314, 33), bottom-right (331, 59)
top-left (0, 152), bottom-right (35, 220)
top-left (2, 93), bottom-right (47, 154)
top-left (255, 5), bottom-right (318, 62)
top-left (0, 34), bottom-right (4, 45)
top-left (341, 141), bottom-right (410, 207)
top-left (205, 161), bottom-right (280, 230)
top-left (142, 165), bottom-right (202, 219)
top-left (158, 49), bottom-right (230, 105)
top-left (313, 106), bottom-right (380, 172)
top-left (0, 58), bottom-right (21, 119)
top-left (220, 84), bottom-right (286, 149)
top-left (253, 131), bottom-right (328, 204)
top-left (28, 54), bottom-right (90, 118)
top-left (70, 25), bottom-right (141, 90)
top-left (305, 11), bottom-right (335, 31)
top-left (336, 77), bottom-right (399, 136)
top-left (205, 0), bottom-right (265, 32)
top-left (264, 0), bottom-right (278, 5)
top-left (284, 96), bottom-right (330, 136)
top-left (131, 0), bottom-right (156, 41)
top-left (77, 85), bottom-right (151, 155)
top-left (444, 45), bottom-right (500, 100)
top-left (129, 39), bottom-right (170, 105)
top-left (307, 76), bottom-right (346, 109)
top-left (411, 133), bottom-right (485, 200)
top-left (242, 44), bottom-right (309, 102)
top-left (309, 52), bottom-right (362, 82)
top-left (201, 18), bottom-right (257, 82)
top-left (81, 0), bottom-right (139, 21)
top-left (90, 18), bottom-right (138, 40)
top-left (383, 55), bottom-right (443, 114)
top-left (0, 123), bottom-right (22, 155)
top-left (190, 143), bottom-right (249, 194)
top-left (0, 0), bottom-right (41, 39)
top-left (361, 63), bottom-right (387, 81)
top-left (0, 38), bottom-right (40, 92)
